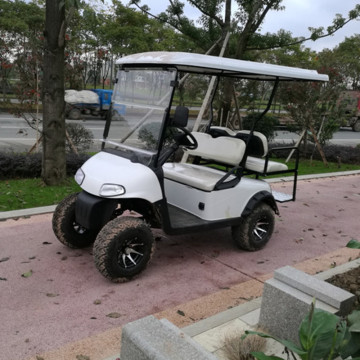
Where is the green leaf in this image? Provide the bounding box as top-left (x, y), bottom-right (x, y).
top-left (339, 332), bottom-right (360, 359)
top-left (21, 270), bottom-right (33, 278)
top-left (346, 239), bottom-right (360, 249)
top-left (251, 351), bottom-right (284, 360)
top-left (245, 330), bottom-right (306, 356)
top-left (299, 307), bottom-right (339, 358)
top-left (348, 310), bottom-right (360, 332)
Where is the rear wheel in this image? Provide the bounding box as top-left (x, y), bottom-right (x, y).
top-left (93, 216), bottom-right (154, 282)
top-left (52, 193), bottom-right (98, 248)
top-left (68, 108), bottom-right (82, 120)
top-left (232, 203), bottom-right (275, 251)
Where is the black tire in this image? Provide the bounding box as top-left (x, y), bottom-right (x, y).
top-left (68, 108), bottom-right (82, 120)
top-left (232, 203), bottom-right (275, 251)
top-left (352, 119), bottom-right (360, 132)
top-left (93, 216), bottom-right (154, 282)
top-left (110, 109), bottom-right (124, 121)
top-left (52, 193), bottom-right (98, 248)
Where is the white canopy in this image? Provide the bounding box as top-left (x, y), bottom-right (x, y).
top-left (116, 51), bottom-right (329, 82)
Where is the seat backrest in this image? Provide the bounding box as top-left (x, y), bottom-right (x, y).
top-left (209, 126), bottom-right (268, 157)
top-left (236, 130), bottom-right (268, 157)
top-left (184, 132), bottom-right (246, 166)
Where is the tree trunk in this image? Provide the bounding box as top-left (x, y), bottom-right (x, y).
top-left (42, 0), bottom-right (66, 185)
top-left (309, 124), bottom-right (328, 167)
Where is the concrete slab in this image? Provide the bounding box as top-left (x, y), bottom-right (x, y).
top-left (120, 316), bottom-right (217, 360)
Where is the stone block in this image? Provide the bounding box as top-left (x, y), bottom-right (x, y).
top-left (258, 266), bottom-right (355, 345)
top-left (274, 266), bottom-right (355, 315)
top-left (258, 278), bottom-right (337, 344)
top-left (120, 315), bottom-right (218, 360)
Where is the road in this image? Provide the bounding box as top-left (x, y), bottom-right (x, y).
top-left (0, 112), bottom-right (359, 152)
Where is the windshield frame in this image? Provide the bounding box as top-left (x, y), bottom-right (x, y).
top-left (101, 66), bottom-right (178, 167)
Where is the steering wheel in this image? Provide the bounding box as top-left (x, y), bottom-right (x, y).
top-left (177, 127), bottom-right (198, 150)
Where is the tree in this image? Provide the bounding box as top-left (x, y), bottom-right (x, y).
top-left (41, 0), bottom-right (66, 185)
top-left (331, 35), bottom-right (360, 90)
top-left (279, 67), bottom-right (345, 165)
top-left (0, 0), bottom-right (44, 103)
top-left (133, 1), bottom-right (360, 122)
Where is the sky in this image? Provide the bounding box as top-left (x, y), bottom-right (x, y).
top-left (134, 0), bottom-right (360, 52)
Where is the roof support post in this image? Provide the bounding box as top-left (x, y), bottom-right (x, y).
top-left (182, 32), bottom-right (230, 163)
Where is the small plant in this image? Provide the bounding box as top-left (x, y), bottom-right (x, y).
top-left (243, 300), bottom-right (360, 360)
top-left (222, 330), bottom-right (266, 360)
top-left (346, 239), bottom-right (360, 249)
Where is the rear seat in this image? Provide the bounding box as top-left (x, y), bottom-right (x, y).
top-left (163, 132), bottom-right (246, 191)
top-left (209, 126), bottom-right (288, 174)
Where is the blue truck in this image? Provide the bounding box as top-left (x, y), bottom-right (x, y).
top-left (65, 89), bottom-right (125, 120)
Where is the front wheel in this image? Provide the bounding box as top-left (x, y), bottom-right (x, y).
top-left (352, 119), bottom-right (360, 132)
top-left (232, 203), bottom-right (275, 251)
top-left (93, 216), bottom-right (155, 282)
top-left (52, 193), bottom-right (99, 248)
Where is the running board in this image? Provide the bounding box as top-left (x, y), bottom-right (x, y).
top-left (272, 190), bottom-right (294, 203)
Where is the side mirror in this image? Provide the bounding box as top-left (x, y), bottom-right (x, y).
top-left (172, 106), bottom-right (189, 128)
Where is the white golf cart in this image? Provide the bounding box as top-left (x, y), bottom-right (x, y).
top-left (53, 52), bottom-right (328, 282)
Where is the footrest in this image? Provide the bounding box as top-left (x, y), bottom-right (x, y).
top-left (272, 190), bottom-right (293, 203)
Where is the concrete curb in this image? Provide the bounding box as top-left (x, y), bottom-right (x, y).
top-left (0, 205), bottom-right (56, 221)
top-left (183, 258), bottom-right (360, 339)
top-left (1, 170), bottom-right (359, 221)
top-left (265, 169), bottom-right (360, 183)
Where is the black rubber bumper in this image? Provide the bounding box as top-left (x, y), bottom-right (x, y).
top-left (75, 191), bottom-right (118, 230)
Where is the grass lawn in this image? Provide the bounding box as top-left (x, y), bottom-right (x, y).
top-left (273, 158), bottom-right (360, 177)
top-left (0, 159), bottom-right (359, 213)
top-left (0, 178), bottom-right (81, 212)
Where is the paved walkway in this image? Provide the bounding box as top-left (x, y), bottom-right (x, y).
top-left (0, 172), bottom-right (359, 360)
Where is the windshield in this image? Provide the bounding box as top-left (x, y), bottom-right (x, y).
top-left (102, 68), bottom-right (177, 164)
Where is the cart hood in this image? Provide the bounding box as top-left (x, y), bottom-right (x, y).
top-left (77, 151), bottom-right (163, 203)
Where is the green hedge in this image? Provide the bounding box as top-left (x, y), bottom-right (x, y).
top-left (0, 152), bottom-right (90, 179)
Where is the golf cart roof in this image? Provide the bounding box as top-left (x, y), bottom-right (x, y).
top-left (116, 51), bottom-right (329, 82)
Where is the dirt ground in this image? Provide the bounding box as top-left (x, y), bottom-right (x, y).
top-left (327, 266), bottom-right (360, 313)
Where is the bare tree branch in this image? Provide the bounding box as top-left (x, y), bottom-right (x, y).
top-left (186, 0), bottom-right (224, 27)
top-left (248, 9), bottom-right (359, 51)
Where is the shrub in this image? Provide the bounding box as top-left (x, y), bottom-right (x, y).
top-left (0, 152), bottom-right (90, 179)
top-left (223, 330), bottom-right (266, 360)
top-left (269, 142), bottom-right (360, 165)
top-left (65, 123), bottom-right (94, 153)
top-left (242, 113), bottom-right (278, 142)
top-left (320, 144), bottom-right (360, 164)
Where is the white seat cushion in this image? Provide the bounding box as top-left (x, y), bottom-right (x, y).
top-left (185, 132), bottom-right (246, 166)
top-left (209, 127), bottom-right (268, 157)
top-left (163, 163), bottom-right (236, 191)
top-left (245, 156), bottom-right (288, 173)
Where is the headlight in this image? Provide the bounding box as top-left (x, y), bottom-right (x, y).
top-left (100, 184), bottom-right (126, 197)
top-left (75, 168), bottom-right (85, 185)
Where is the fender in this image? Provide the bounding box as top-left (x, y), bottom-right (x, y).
top-left (75, 191), bottom-right (118, 230)
top-left (241, 190), bottom-right (279, 218)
